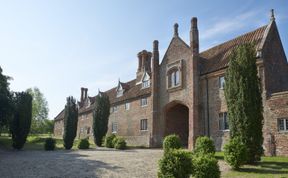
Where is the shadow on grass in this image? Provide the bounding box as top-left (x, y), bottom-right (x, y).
top-left (237, 161), bottom-right (288, 175)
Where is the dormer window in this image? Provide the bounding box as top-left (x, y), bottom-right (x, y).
top-left (116, 81), bottom-right (124, 97)
top-left (141, 72), bottom-right (150, 89)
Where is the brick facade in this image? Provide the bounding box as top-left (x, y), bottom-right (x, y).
top-left (54, 12), bottom-right (288, 155)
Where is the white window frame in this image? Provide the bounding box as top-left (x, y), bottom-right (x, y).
top-left (142, 80), bottom-right (150, 89)
top-left (278, 118), bottom-right (288, 132)
top-left (112, 106), bottom-right (118, 113)
top-left (219, 112), bottom-right (229, 131)
top-left (219, 76), bottom-right (225, 89)
top-left (140, 119), bottom-right (148, 131)
top-left (125, 102), bottom-right (130, 110)
top-left (112, 122), bottom-right (118, 133)
top-left (140, 98), bottom-right (148, 107)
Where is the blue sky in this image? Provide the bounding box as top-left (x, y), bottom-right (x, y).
top-left (0, 0), bottom-right (287, 119)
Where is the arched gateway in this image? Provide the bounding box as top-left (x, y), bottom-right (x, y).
top-left (164, 101), bottom-right (189, 146)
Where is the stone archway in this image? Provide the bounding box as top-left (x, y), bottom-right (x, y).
top-left (165, 102), bottom-right (189, 146)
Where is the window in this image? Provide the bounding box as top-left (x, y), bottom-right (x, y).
top-left (278, 118), bottom-right (288, 131)
top-left (219, 76), bottom-right (225, 89)
top-left (219, 112), bottom-right (229, 130)
top-left (140, 119), bottom-right (148, 131)
top-left (142, 80), bottom-right (150, 88)
top-left (168, 69), bottom-right (180, 88)
top-left (87, 127), bottom-right (90, 134)
top-left (125, 102), bottom-right (130, 110)
top-left (112, 122), bottom-right (118, 133)
top-left (80, 127), bottom-right (84, 133)
top-left (111, 106), bottom-right (118, 113)
top-left (140, 98), bottom-right (148, 107)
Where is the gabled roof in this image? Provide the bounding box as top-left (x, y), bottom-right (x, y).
top-left (199, 25), bottom-right (268, 75)
top-left (54, 109), bottom-right (64, 121)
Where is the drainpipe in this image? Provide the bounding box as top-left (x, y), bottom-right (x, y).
top-left (206, 77), bottom-right (210, 137)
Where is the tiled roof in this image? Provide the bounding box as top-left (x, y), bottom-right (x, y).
top-left (54, 109), bottom-right (64, 121)
top-left (199, 25), bottom-right (268, 75)
top-left (77, 79), bottom-right (151, 114)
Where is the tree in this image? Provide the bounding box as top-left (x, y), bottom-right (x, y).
top-left (93, 92), bottom-right (110, 147)
top-left (0, 66), bottom-right (13, 131)
top-left (63, 96), bottom-right (78, 150)
top-left (10, 92), bottom-right (32, 150)
top-left (224, 43), bottom-right (264, 163)
top-left (26, 87), bottom-right (49, 134)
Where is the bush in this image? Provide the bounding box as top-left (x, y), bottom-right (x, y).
top-left (105, 134), bottom-right (116, 148)
top-left (163, 134), bottom-right (182, 153)
top-left (114, 137), bottom-right (127, 150)
top-left (44, 138), bottom-right (56, 151)
top-left (158, 149), bottom-right (193, 178)
top-left (192, 154), bottom-right (220, 178)
top-left (224, 137), bottom-right (247, 169)
top-left (78, 138), bottom-right (90, 149)
top-left (194, 136), bottom-right (215, 155)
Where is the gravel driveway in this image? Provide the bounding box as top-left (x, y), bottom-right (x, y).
top-left (0, 148), bottom-right (163, 178)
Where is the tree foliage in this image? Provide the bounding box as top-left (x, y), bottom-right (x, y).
top-left (63, 96), bottom-right (78, 150)
top-left (0, 66), bottom-right (13, 129)
top-left (10, 92), bottom-right (32, 150)
top-left (26, 87), bottom-right (49, 134)
top-left (93, 92), bottom-right (110, 147)
top-left (224, 43), bottom-right (264, 163)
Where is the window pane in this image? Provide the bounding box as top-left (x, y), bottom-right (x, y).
top-left (285, 119), bottom-right (288, 131)
top-left (219, 76), bottom-right (225, 89)
top-left (175, 70), bottom-right (180, 85)
top-left (279, 119), bottom-right (284, 131)
top-left (219, 118), bottom-right (223, 130)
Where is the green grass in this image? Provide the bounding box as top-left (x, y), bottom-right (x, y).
top-left (0, 134), bottom-right (97, 150)
top-left (216, 152), bottom-right (288, 178)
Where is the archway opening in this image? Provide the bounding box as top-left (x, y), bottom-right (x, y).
top-left (165, 103), bottom-right (189, 146)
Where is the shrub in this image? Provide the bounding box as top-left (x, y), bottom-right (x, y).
top-left (192, 154), bottom-right (220, 178)
top-left (78, 138), bottom-right (90, 149)
top-left (158, 149), bottom-right (193, 178)
top-left (224, 137), bottom-right (247, 169)
top-left (105, 134), bottom-right (116, 148)
top-left (163, 134), bottom-right (182, 153)
top-left (194, 136), bottom-right (215, 155)
top-left (114, 137), bottom-right (127, 150)
top-left (44, 138), bottom-right (56, 151)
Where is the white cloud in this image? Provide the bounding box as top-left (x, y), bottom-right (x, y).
top-left (201, 10), bottom-right (259, 40)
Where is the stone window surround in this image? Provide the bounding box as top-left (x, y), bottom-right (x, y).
top-left (278, 118), bottom-right (288, 132)
top-left (219, 112), bottom-right (229, 131)
top-left (140, 98), bottom-right (148, 107)
top-left (166, 59), bottom-right (183, 91)
top-left (219, 76), bottom-right (225, 89)
top-left (125, 102), bottom-right (130, 110)
top-left (112, 122), bottom-right (118, 133)
top-left (140, 119), bottom-right (148, 131)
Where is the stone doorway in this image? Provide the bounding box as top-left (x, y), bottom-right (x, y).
top-left (165, 102), bottom-right (189, 146)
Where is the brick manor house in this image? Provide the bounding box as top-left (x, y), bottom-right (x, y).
top-left (54, 10), bottom-right (288, 156)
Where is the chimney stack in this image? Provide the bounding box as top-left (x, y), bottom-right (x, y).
top-left (174, 23), bottom-right (179, 37)
top-left (80, 87), bottom-right (84, 102)
top-left (190, 17), bottom-right (199, 55)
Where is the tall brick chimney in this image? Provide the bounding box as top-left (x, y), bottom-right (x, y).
top-left (190, 17), bottom-right (199, 54)
top-left (188, 17), bottom-right (200, 149)
top-left (136, 50), bottom-right (152, 83)
top-left (151, 40), bottom-right (159, 146)
top-left (80, 87), bottom-right (88, 103)
top-left (80, 87), bottom-right (85, 102)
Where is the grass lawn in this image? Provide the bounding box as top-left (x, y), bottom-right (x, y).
top-left (216, 152), bottom-right (288, 178)
top-left (0, 134), bottom-right (97, 150)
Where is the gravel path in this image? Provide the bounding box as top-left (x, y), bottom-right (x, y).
top-left (0, 148), bottom-right (163, 178)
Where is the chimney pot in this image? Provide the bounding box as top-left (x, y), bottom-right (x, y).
top-left (153, 40), bottom-right (159, 51)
